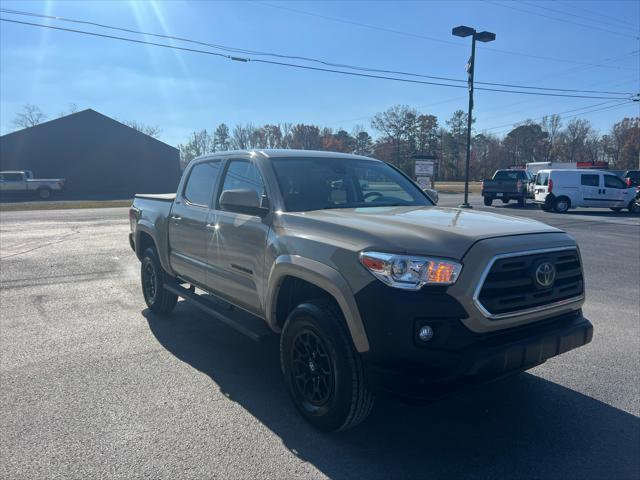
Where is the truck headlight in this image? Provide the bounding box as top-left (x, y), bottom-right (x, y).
top-left (359, 251), bottom-right (462, 290)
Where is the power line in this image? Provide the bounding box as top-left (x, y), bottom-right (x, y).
top-left (485, 0), bottom-right (639, 39)
top-left (323, 95), bottom-right (468, 126)
top-left (520, 0), bottom-right (639, 34)
top-left (482, 100), bottom-right (623, 131)
top-left (554, 0), bottom-right (640, 30)
top-left (485, 101), bottom-right (635, 134)
top-left (257, 1), bottom-right (638, 70)
top-left (2, 7), bottom-right (634, 96)
top-left (0, 9), bottom-right (633, 95)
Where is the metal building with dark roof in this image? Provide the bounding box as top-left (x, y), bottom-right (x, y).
top-left (0, 109), bottom-right (180, 199)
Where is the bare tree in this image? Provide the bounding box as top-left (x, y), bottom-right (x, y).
top-left (122, 120), bottom-right (162, 138)
top-left (57, 103), bottom-right (79, 118)
top-left (177, 129), bottom-right (214, 168)
top-left (541, 114), bottom-right (562, 161)
top-left (12, 104), bottom-right (47, 129)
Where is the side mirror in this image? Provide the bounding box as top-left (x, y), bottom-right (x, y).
top-left (219, 189), bottom-right (268, 217)
top-left (424, 187), bottom-right (439, 205)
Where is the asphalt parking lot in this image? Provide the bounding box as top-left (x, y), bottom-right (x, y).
top-left (1, 195), bottom-right (639, 479)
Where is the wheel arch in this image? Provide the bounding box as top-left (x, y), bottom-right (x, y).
top-left (265, 255), bottom-right (370, 352)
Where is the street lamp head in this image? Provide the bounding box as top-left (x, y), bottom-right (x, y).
top-left (475, 31), bottom-right (496, 42)
top-left (452, 25), bottom-right (475, 37)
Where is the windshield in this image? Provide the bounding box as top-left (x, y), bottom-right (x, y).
top-left (271, 157), bottom-right (431, 212)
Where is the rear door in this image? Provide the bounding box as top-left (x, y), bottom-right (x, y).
top-left (168, 160), bottom-right (222, 286)
top-left (0, 172), bottom-right (26, 192)
top-left (205, 157), bottom-right (270, 315)
top-left (579, 173), bottom-right (601, 207)
top-left (534, 171), bottom-right (549, 201)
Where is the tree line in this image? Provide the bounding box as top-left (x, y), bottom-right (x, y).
top-left (10, 103), bottom-right (638, 180)
top-left (178, 105), bottom-right (639, 179)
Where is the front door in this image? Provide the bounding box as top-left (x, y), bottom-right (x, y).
top-left (206, 158), bottom-right (270, 315)
top-left (0, 172), bottom-right (26, 192)
top-left (168, 160), bottom-right (221, 286)
top-left (602, 174), bottom-right (629, 208)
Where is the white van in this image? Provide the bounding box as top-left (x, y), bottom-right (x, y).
top-left (534, 169), bottom-right (639, 213)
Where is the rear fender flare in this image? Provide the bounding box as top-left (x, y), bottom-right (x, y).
top-left (135, 222), bottom-right (174, 275)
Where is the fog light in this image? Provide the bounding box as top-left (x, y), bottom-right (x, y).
top-left (418, 325), bottom-right (434, 342)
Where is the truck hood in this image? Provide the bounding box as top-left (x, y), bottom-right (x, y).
top-left (280, 205), bottom-right (561, 259)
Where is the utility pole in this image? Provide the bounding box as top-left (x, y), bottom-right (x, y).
top-left (452, 26), bottom-right (496, 209)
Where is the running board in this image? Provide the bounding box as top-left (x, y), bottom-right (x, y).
top-left (164, 283), bottom-right (274, 341)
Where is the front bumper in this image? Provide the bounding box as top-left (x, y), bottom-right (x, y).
top-left (364, 309), bottom-right (592, 402)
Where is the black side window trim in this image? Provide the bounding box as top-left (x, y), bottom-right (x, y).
top-left (182, 159), bottom-right (221, 208)
top-left (216, 158), bottom-right (268, 212)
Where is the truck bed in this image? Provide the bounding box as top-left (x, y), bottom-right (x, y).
top-left (134, 193), bottom-right (176, 202)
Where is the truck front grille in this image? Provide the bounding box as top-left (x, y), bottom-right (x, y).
top-left (476, 248), bottom-right (583, 318)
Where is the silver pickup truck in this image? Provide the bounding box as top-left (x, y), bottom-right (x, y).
top-left (129, 149), bottom-right (593, 431)
top-left (0, 170), bottom-right (65, 199)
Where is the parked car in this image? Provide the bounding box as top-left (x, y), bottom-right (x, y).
top-left (534, 169), bottom-right (639, 213)
top-left (129, 150), bottom-right (592, 431)
top-left (623, 170), bottom-right (640, 188)
top-left (0, 170), bottom-right (65, 199)
top-left (481, 169), bottom-right (533, 207)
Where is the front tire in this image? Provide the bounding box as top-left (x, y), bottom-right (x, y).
top-left (483, 197), bottom-right (493, 206)
top-left (280, 300), bottom-right (374, 431)
top-left (141, 247), bottom-right (178, 314)
top-left (554, 196), bottom-right (570, 213)
top-left (517, 195), bottom-right (525, 207)
top-left (610, 207), bottom-right (622, 212)
top-left (629, 198), bottom-right (640, 214)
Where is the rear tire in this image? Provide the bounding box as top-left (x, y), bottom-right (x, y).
top-left (37, 187), bottom-right (52, 199)
top-left (610, 207), bottom-right (622, 212)
top-left (540, 203), bottom-right (551, 211)
top-left (501, 198), bottom-right (509, 204)
top-left (141, 247), bottom-right (178, 314)
top-left (518, 196), bottom-right (525, 208)
top-left (554, 196), bottom-right (570, 213)
top-left (280, 300), bottom-right (374, 431)
top-left (483, 197), bottom-right (493, 206)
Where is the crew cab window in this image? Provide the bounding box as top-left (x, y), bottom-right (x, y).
top-left (604, 175), bottom-right (627, 189)
top-left (183, 161), bottom-right (221, 206)
top-left (581, 174), bottom-right (599, 187)
top-left (219, 160), bottom-right (265, 199)
top-left (2, 173), bottom-right (23, 181)
top-left (536, 172), bottom-right (549, 186)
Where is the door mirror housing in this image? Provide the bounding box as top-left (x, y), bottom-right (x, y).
top-left (423, 187), bottom-right (439, 205)
top-left (220, 189), bottom-right (269, 217)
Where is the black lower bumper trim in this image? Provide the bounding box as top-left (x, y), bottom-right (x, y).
top-left (365, 311), bottom-right (593, 402)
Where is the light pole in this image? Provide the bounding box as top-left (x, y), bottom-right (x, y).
top-left (452, 25), bottom-right (495, 209)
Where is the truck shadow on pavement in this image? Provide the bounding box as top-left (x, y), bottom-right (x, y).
top-left (144, 303), bottom-right (639, 480)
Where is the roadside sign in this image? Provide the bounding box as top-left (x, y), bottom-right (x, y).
top-left (416, 176), bottom-right (432, 189)
top-left (415, 160), bottom-right (434, 177)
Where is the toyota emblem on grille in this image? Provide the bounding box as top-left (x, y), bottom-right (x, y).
top-left (535, 262), bottom-right (556, 288)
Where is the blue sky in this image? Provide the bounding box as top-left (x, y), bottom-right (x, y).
top-left (1, 0), bottom-right (638, 146)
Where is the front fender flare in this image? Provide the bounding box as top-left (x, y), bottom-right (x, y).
top-left (265, 255), bottom-right (370, 353)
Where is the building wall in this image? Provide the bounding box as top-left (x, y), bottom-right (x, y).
top-left (0, 110), bottom-right (180, 199)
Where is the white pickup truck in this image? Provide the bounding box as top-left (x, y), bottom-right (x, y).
top-left (0, 171), bottom-right (65, 199)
